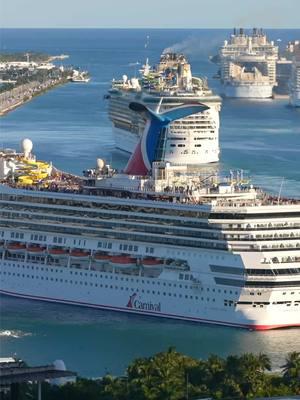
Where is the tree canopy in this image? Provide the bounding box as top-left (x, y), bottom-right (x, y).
top-left (4, 349), bottom-right (300, 400)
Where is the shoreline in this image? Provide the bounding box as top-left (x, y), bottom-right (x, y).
top-left (0, 78), bottom-right (69, 116)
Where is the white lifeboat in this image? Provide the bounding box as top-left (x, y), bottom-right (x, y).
top-left (6, 242), bottom-right (27, 253)
top-left (110, 255), bottom-right (137, 269)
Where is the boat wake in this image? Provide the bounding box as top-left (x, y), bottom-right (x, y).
top-left (0, 329), bottom-right (32, 339)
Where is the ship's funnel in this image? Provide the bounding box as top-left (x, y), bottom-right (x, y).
top-left (124, 102), bottom-right (209, 175)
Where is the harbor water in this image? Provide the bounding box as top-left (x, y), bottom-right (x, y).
top-left (0, 28), bottom-right (300, 376)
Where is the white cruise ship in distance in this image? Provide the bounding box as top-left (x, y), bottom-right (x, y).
top-left (219, 28), bottom-right (279, 98)
top-left (106, 53), bottom-right (221, 165)
top-left (290, 42), bottom-right (300, 107)
top-left (0, 103), bottom-right (300, 331)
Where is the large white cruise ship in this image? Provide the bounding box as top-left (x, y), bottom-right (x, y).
top-left (219, 28), bottom-right (278, 98)
top-left (290, 42), bottom-right (300, 107)
top-left (0, 104), bottom-right (300, 331)
top-left (106, 53), bottom-right (221, 165)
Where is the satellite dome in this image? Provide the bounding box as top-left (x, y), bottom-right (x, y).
top-left (21, 138), bottom-right (33, 155)
top-left (122, 74), bottom-right (128, 83)
top-left (96, 158), bottom-right (105, 169)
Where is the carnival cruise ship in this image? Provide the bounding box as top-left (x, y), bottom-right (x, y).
top-left (290, 42), bottom-right (300, 107)
top-left (219, 28), bottom-right (278, 98)
top-left (0, 104), bottom-right (300, 331)
top-left (106, 53), bottom-right (221, 165)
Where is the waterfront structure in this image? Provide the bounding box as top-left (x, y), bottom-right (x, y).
top-left (290, 43), bottom-right (300, 107)
top-left (275, 58), bottom-right (292, 96)
top-left (106, 53), bottom-right (221, 165)
top-left (0, 357), bottom-right (76, 399)
top-left (219, 28), bottom-right (279, 98)
top-left (285, 40), bottom-right (300, 59)
top-left (1, 104), bottom-right (300, 330)
top-left (71, 69), bottom-right (90, 83)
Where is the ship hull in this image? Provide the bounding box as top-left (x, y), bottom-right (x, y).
top-left (108, 89), bottom-right (221, 165)
top-left (223, 83), bottom-right (274, 98)
top-left (114, 126), bottom-right (139, 154)
top-left (290, 91), bottom-right (300, 107)
top-left (113, 126), bottom-right (220, 165)
top-left (1, 259), bottom-right (300, 331)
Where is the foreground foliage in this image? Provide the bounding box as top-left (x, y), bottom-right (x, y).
top-left (8, 349), bottom-right (300, 400)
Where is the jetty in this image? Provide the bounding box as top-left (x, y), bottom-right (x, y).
top-left (0, 52), bottom-right (85, 115)
top-left (0, 77), bottom-right (68, 116)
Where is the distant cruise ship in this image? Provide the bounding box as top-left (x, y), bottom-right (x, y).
top-left (0, 104), bottom-right (300, 331)
top-left (106, 53), bottom-right (221, 165)
top-left (290, 42), bottom-right (300, 107)
top-left (219, 28), bottom-right (278, 98)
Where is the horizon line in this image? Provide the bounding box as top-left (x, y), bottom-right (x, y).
top-left (1, 27), bottom-right (300, 30)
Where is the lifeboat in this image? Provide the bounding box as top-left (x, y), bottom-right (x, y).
top-left (93, 253), bottom-right (112, 262)
top-left (48, 248), bottom-right (69, 257)
top-left (6, 242), bottom-right (27, 253)
top-left (70, 249), bottom-right (90, 259)
top-left (142, 258), bottom-right (163, 272)
top-left (110, 255), bottom-right (137, 269)
top-left (27, 244), bottom-right (46, 254)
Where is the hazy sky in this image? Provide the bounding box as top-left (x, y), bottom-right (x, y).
top-left (1, 0), bottom-right (300, 28)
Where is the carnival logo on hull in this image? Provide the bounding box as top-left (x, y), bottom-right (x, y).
top-left (126, 293), bottom-right (161, 312)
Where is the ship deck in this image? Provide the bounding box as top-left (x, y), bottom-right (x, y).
top-left (1, 171), bottom-right (300, 211)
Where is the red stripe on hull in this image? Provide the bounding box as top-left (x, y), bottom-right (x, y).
top-left (1, 289), bottom-right (299, 331)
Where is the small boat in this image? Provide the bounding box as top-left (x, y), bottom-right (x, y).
top-left (72, 76), bottom-right (90, 83)
top-left (48, 248), bottom-right (69, 257)
top-left (93, 253), bottom-right (112, 262)
top-left (6, 242), bottom-right (27, 253)
top-left (27, 244), bottom-right (46, 254)
top-left (141, 257), bottom-right (163, 272)
top-left (70, 249), bottom-right (90, 259)
top-left (71, 70), bottom-right (90, 83)
top-left (110, 255), bottom-right (137, 269)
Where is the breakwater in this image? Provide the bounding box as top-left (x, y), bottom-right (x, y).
top-left (0, 78), bottom-right (69, 116)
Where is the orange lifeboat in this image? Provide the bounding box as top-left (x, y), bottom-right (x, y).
top-left (48, 248), bottom-right (69, 257)
top-left (70, 249), bottom-right (90, 259)
top-left (27, 244), bottom-right (46, 254)
top-left (110, 255), bottom-right (137, 269)
top-left (7, 242), bottom-right (27, 253)
top-left (93, 253), bottom-right (112, 262)
top-left (142, 258), bottom-right (163, 272)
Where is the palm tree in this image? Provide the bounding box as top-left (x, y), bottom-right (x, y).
top-left (257, 353), bottom-right (272, 372)
top-left (281, 352), bottom-right (300, 393)
top-left (223, 353), bottom-right (271, 399)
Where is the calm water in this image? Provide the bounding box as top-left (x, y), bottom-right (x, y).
top-left (0, 29), bottom-right (300, 377)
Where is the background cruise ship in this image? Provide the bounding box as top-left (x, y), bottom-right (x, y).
top-left (290, 41), bottom-right (300, 107)
top-left (219, 28), bottom-right (278, 98)
top-left (106, 53), bottom-right (222, 165)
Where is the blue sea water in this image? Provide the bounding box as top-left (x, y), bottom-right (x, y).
top-left (0, 29), bottom-right (300, 377)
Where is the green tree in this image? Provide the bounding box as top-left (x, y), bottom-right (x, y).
top-left (282, 351), bottom-right (300, 394)
top-left (126, 347), bottom-right (198, 400)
